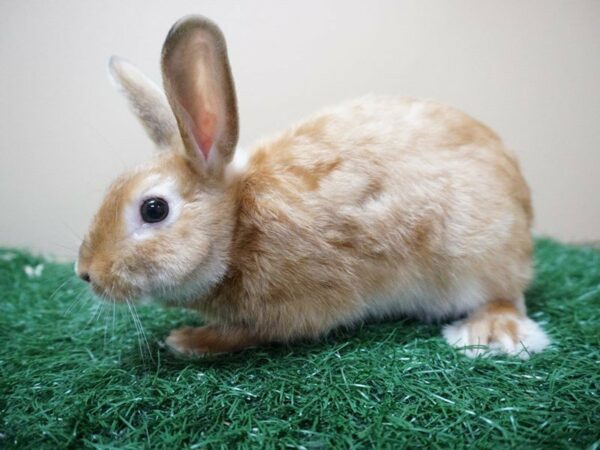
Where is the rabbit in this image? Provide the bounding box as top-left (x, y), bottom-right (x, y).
top-left (76, 15), bottom-right (550, 359)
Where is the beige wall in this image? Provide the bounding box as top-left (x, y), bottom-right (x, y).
top-left (1, 1), bottom-right (599, 259)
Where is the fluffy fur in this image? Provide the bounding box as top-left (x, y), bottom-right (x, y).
top-left (77, 15), bottom-right (549, 358)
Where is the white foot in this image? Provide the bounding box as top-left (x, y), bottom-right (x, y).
top-left (443, 315), bottom-right (550, 359)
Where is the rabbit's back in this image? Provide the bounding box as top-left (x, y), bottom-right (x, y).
top-left (244, 95), bottom-right (531, 254)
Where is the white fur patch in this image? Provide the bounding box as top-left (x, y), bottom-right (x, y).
top-left (225, 146), bottom-right (249, 183)
top-left (443, 316), bottom-right (550, 359)
top-left (124, 175), bottom-right (183, 240)
top-left (365, 276), bottom-right (487, 323)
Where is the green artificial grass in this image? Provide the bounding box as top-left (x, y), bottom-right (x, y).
top-left (1, 239), bottom-right (599, 449)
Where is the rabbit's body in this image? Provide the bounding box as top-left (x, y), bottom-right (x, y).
top-left (78, 16), bottom-right (550, 358)
top-left (197, 96), bottom-right (532, 341)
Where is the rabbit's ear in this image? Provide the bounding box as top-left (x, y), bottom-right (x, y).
top-left (108, 56), bottom-right (179, 149)
top-left (161, 15), bottom-right (239, 177)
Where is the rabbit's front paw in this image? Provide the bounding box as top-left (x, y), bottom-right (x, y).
top-left (165, 325), bottom-right (258, 356)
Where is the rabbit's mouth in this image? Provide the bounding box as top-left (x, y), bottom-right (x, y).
top-left (89, 276), bottom-right (140, 303)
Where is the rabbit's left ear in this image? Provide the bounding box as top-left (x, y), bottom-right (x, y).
top-left (108, 56), bottom-right (180, 149)
top-left (161, 15), bottom-right (239, 177)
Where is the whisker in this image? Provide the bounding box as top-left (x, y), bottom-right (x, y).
top-left (126, 299), bottom-right (147, 364)
top-left (87, 299), bottom-right (105, 325)
top-left (48, 275), bottom-right (76, 302)
top-left (60, 220), bottom-right (84, 243)
top-left (85, 121), bottom-right (119, 153)
top-left (63, 285), bottom-right (92, 316)
top-left (47, 242), bottom-right (81, 255)
top-left (130, 301), bottom-right (153, 363)
top-left (86, 302), bottom-right (101, 325)
top-left (112, 297), bottom-right (117, 339)
top-left (103, 300), bottom-right (116, 351)
top-left (96, 299), bottom-right (107, 322)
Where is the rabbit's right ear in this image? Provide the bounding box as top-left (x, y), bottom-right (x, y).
top-left (161, 15), bottom-right (239, 178)
top-left (108, 56), bottom-right (179, 149)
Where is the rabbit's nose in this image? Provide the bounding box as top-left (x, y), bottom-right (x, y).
top-left (75, 259), bottom-right (92, 283)
top-left (79, 272), bottom-right (91, 283)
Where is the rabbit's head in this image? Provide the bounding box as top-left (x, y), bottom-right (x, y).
top-left (76, 16), bottom-right (239, 302)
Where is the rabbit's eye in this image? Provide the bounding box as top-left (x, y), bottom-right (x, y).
top-left (140, 197), bottom-right (169, 223)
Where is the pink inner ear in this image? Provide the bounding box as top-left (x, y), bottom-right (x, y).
top-left (194, 112), bottom-right (217, 159)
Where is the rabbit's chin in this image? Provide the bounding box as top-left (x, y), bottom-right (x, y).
top-left (151, 273), bottom-right (221, 306)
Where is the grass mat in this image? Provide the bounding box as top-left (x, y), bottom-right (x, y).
top-left (1, 238), bottom-right (599, 449)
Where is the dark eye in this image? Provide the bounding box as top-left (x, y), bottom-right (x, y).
top-left (140, 197), bottom-right (169, 223)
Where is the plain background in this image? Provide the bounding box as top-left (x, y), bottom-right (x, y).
top-left (1, 1), bottom-right (599, 259)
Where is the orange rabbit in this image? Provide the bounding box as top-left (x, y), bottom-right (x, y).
top-left (77, 15), bottom-right (549, 358)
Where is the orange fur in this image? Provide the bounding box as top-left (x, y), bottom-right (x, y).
top-left (470, 299), bottom-right (523, 345)
top-left (166, 325), bottom-right (259, 355)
